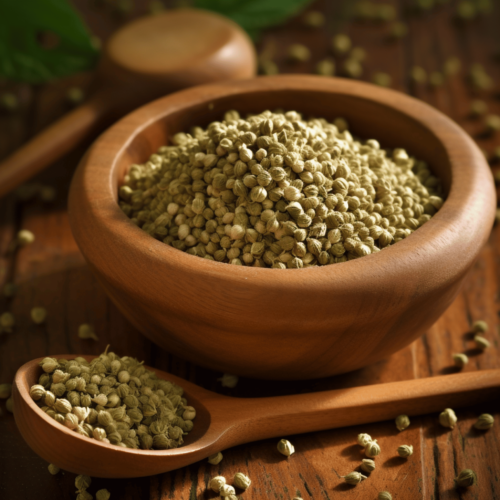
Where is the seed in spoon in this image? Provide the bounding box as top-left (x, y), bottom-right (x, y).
top-left (29, 348), bottom-right (195, 450)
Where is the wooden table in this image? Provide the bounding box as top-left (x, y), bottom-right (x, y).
top-left (1, 0), bottom-right (499, 498)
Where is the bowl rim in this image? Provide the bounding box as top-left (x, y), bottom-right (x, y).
top-left (69, 75), bottom-right (495, 293)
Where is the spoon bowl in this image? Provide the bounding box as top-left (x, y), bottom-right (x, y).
top-left (12, 355), bottom-right (500, 478)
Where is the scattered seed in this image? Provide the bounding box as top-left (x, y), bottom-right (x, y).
top-left (39, 186), bottom-right (57, 203)
top-left (277, 439), bottom-right (295, 457)
top-left (218, 373), bottom-right (238, 388)
top-left (473, 334), bottom-right (490, 349)
top-left (209, 476), bottom-right (226, 493)
top-left (395, 414), bottom-right (410, 431)
top-left (207, 452), bottom-right (223, 464)
top-left (472, 320), bottom-right (488, 333)
top-left (3, 283), bottom-right (17, 298)
top-left (48, 463), bottom-right (60, 475)
top-left (332, 34), bottom-right (352, 54)
top-left (17, 229), bottom-right (35, 247)
top-left (303, 11), bottom-right (325, 28)
top-left (455, 469), bottom-right (477, 488)
top-left (31, 307), bottom-right (47, 324)
top-left (259, 60), bottom-right (279, 75)
top-left (470, 99), bottom-right (488, 117)
top-left (96, 490), bottom-right (111, 500)
top-left (343, 58), bottom-right (363, 78)
top-left (485, 115), bottom-right (500, 133)
top-left (360, 458), bottom-right (376, 473)
top-left (397, 444), bottom-right (413, 457)
top-left (315, 59), bottom-right (335, 76)
top-left (378, 492), bottom-right (392, 500)
top-left (473, 413), bottom-right (494, 430)
top-left (0, 312), bottom-right (15, 334)
top-left (443, 57), bottom-right (461, 76)
top-left (350, 47), bottom-right (367, 62)
top-left (389, 22), bottom-right (408, 39)
top-left (342, 471), bottom-right (367, 485)
top-left (287, 44), bottom-right (311, 63)
top-left (376, 4), bottom-right (397, 22)
top-left (0, 383), bottom-right (12, 399)
top-left (372, 72), bottom-right (392, 87)
top-left (439, 408), bottom-right (457, 428)
top-left (452, 353), bottom-right (468, 368)
top-left (429, 71), bottom-right (445, 87)
top-left (456, 1), bottom-right (477, 20)
top-left (66, 87), bottom-right (85, 105)
top-left (411, 66), bottom-right (427, 84)
top-left (78, 324), bottom-right (99, 341)
top-left (0, 93), bottom-right (19, 111)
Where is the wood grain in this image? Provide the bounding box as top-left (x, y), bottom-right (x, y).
top-left (1, 0), bottom-right (499, 498)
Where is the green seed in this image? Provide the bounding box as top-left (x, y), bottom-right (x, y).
top-left (389, 22), bottom-right (408, 39)
top-left (411, 66), bottom-right (427, 84)
top-left (287, 44), bottom-right (311, 63)
top-left (372, 72), bottom-right (392, 87)
top-left (343, 59), bottom-right (363, 78)
top-left (456, 1), bottom-right (476, 20)
top-left (469, 99), bottom-right (488, 117)
top-left (303, 11), bottom-right (325, 28)
top-left (332, 34), bottom-right (352, 54)
top-left (429, 71), bottom-right (444, 87)
top-left (316, 59), bottom-right (335, 76)
top-left (0, 93), bottom-right (19, 111)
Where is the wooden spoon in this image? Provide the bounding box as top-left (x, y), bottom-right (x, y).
top-left (12, 355), bottom-right (500, 478)
top-left (0, 9), bottom-right (255, 198)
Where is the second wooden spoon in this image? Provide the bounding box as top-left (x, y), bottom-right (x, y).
top-left (12, 355), bottom-right (500, 478)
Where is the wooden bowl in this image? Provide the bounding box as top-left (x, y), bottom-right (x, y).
top-left (68, 75), bottom-right (496, 380)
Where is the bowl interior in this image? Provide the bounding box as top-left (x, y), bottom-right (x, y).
top-left (111, 88), bottom-right (452, 202)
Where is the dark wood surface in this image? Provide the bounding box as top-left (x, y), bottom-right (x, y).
top-left (1, 0), bottom-right (499, 499)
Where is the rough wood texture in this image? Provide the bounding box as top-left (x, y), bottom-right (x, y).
top-left (68, 75), bottom-right (495, 380)
top-left (13, 355), bottom-right (500, 478)
top-left (0, 9), bottom-right (256, 198)
top-left (1, 0), bottom-right (500, 498)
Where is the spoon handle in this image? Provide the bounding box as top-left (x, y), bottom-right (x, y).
top-left (0, 85), bottom-right (126, 198)
top-left (213, 370), bottom-right (500, 447)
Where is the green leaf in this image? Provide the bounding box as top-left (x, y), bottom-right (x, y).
top-left (193, 0), bottom-right (313, 39)
top-left (0, 0), bottom-right (99, 84)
